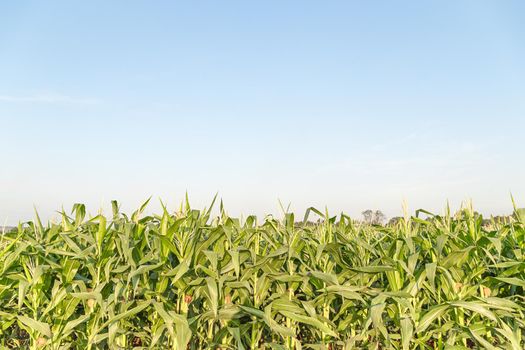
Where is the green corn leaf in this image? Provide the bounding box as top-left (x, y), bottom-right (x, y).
top-left (17, 315), bottom-right (52, 338)
top-left (416, 305), bottom-right (449, 333)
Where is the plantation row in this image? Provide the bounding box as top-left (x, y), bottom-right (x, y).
top-left (0, 200), bottom-right (524, 349)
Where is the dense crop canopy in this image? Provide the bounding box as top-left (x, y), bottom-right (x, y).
top-left (1, 200), bottom-right (524, 349)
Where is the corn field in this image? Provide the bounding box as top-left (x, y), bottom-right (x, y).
top-left (1, 199), bottom-right (524, 349)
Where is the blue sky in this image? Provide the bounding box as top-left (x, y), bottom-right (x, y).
top-left (1, 1), bottom-right (525, 224)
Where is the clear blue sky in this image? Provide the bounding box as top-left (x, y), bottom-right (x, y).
top-left (1, 1), bottom-right (525, 224)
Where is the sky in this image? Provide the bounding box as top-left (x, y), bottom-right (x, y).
top-left (1, 1), bottom-right (525, 224)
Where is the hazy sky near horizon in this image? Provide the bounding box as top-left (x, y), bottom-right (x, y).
top-left (1, 1), bottom-right (525, 224)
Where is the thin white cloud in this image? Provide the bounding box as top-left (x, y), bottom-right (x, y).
top-left (0, 93), bottom-right (99, 105)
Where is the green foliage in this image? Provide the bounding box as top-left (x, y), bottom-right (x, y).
top-left (0, 201), bottom-right (524, 349)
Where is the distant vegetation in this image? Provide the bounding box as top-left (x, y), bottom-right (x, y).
top-left (0, 200), bottom-right (524, 349)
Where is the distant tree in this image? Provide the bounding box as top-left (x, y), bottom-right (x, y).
top-left (362, 210), bottom-right (386, 225)
top-left (493, 215), bottom-right (513, 225)
top-left (362, 210), bottom-right (374, 224)
top-left (374, 210), bottom-right (386, 225)
top-left (388, 217), bottom-right (403, 226)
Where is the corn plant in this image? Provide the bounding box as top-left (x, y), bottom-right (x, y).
top-left (0, 199), bottom-right (524, 349)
